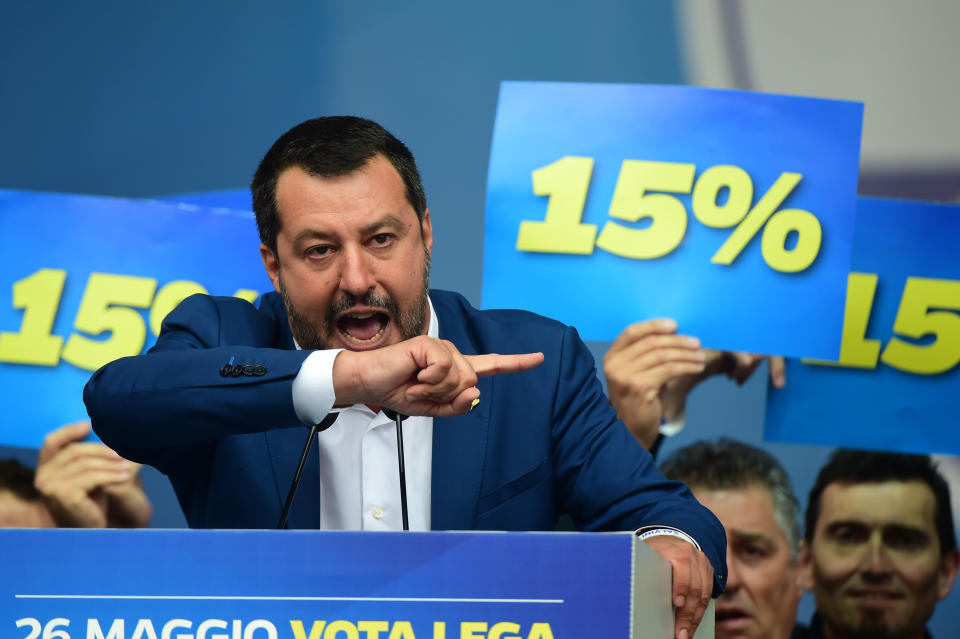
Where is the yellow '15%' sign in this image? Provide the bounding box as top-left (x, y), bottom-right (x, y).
top-left (516, 157), bottom-right (823, 273)
top-left (808, 273), bottom-right (960, 375)
top-left (0, 269), bottom-right (259, 371)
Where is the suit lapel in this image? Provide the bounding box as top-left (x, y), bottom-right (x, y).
top-left (261, 292), bottom-right (320, 528)
top-left (265, 427), bottom-right (321, 529)
top-left (431, 292), bottom-right (490, 530)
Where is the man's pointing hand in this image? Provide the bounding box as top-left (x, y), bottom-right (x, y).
top-left (332, 336), bottom-right (544, 416)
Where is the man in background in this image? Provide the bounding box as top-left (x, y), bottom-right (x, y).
top-left (799, 450), bottom-right (959, 639)
top-left (0, 421), bottom-right (151, 528)
top-left (661, 438), bottom-right (804, 639)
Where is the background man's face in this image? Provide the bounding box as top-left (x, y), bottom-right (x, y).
top-left (260, 155), bottom-right (433, 351)
top-left (0, 490), bottom-right (54, 527)
top-left (694, 484), bottom-right (801, 639)
top-left (800, 480), bottom-right (959, 639)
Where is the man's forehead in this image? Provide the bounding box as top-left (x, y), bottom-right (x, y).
top-left (818, 480), bottom-right (937, 530)
top-left (274, 157), bottom-right (412, 221)
top-left (694, 484), bottom-right (780, 528)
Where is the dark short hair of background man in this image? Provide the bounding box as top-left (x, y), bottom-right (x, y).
top-left (661, 438), bottom-right (803, 639)
top-left (799, 449), bottom-right (960, 639)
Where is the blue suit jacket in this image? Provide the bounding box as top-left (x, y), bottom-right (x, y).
top-left (85, 290), bottom-right (726, 594)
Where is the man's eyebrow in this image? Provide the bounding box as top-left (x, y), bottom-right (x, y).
top-left (290, 216), bottom-right (409, 247)
top-left (292, 229), bottom-right (334, 246)
top-left (824, 520), bottom-right (869, 530)
top-left (359, 215), bottom-right (407, 236)
top-left (729, 529), bottom-right (775, 544)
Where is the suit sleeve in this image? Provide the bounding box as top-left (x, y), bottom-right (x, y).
top-left (550, 325), bottom-right (728, 596)
top-left (83, 294), bottom-right (311, 472)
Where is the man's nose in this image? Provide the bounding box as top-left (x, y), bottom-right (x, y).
top-left (861, 533), bottom-right (894, 580)
top-left (339, 246), bottom-right (376, 297)
top-left (722, 551), bottom-right (741, 593)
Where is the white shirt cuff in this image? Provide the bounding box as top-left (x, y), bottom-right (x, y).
top-left (636, 526), bottom-right (701, 550)
top-left (659, 412), bottom-right (686, 438)
top-left (292, 349), bottom-right (343, 425)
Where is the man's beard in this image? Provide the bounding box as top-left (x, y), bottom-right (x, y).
top-left (279, 246), bottom-right (431, 351)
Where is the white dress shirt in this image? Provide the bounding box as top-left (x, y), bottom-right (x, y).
top-left (290, 299), bottom-right (437, 530)
top-left (288, 298), bottom-right (697, 547)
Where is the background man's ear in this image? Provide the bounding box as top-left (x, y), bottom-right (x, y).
top-left (796, 540), bottom-right (814, 591)
top-left (937, 549), bottom-right (960, 600)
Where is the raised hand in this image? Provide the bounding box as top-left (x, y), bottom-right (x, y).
top-left (604, 319), bottom-right (706, 448)
top-left (34, 421), bottom-right (151, 528)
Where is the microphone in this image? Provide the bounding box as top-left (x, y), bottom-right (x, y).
top-left (382, 408), bottom-right (410, 531)
top-left (277, 412), bottom-right (339, 529)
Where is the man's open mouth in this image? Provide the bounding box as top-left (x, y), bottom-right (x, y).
top-left (715, 608), bottom-right (750, 623)
top-left (337, 311), bottom-right (389, 343)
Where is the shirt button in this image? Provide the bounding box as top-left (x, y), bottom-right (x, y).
top-left (372, 506), bottom-right (384, 519)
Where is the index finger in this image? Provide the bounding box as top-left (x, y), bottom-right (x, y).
top-left (673, 565), bottom-right (707, 639)
top-left (39, 421), bottom-right (93, 464)
top-left (609, 319), bottom-right (680, 352)
top-left (466, 352), bottom-right (544, 377)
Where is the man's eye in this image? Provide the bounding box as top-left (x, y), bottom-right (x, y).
top-left (829, 524), bottom-right (869, 544)
top-left (370, 233), bottom-right (393, 247)
top-left (306, 245), bottom-right (332, 258)
top-left (738, 543), bottom-right (771, 561)
top-left (884, 527), bottom-right (929, 551)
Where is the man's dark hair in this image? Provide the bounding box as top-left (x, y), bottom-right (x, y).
top-left (251, 115), bottom-right (428, 255)
top-left (660, 438), bottom-right (801, 558)
top-left (0, 459), bottom-right (41, 501)
top-left (805, 449), bottom-right (957, 555)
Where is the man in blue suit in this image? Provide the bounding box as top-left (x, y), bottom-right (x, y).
top-left (85, 116), bottom-right (725, 639)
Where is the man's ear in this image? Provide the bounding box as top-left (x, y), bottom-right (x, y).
top-left (796, 539), bottom-right (814, 591)
top-left (937, 548), bottom-right (960, 600)
top-left (420, 209), bottom-right (433, 254)
top-left (260, 243), bottom-right (281, 294)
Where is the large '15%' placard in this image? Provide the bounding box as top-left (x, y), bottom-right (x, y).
top-left (482, 82), bottom-right (863, 359)
top-left (766, 197), bottom-right (960, 455)
top-left (0, 190), bottom-right (270, 448)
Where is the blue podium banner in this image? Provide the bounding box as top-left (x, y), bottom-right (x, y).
top-left (0, 190), bottom-right (271, 449)
top-left (765, 197), bottom-right (960, 455)
top-left (2, 530), bottom-right (636, 639)
top-left (482, 82), bottom-right (863, 359)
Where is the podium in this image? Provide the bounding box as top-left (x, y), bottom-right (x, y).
top-left (1, 529), bottom-right (713, 638)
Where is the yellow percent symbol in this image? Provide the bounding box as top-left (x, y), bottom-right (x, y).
top-left (0, 268), bottom-right (260, 371)
top-left (516, 157), bottom-right (823, 273)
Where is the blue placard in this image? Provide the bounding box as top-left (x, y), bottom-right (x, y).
top-left (482, 82), bottom-right (863, 359)
top-left (765, 197), bottom-right (960, 455)
top-left (1, 530), bottom-right (634, 638)
top-left (0, 190), bottom-right (271, 449)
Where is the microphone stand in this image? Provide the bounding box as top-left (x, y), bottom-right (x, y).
top-left (382, 408), bottom-right (410, 531)
top-left (277, 412), bottom-right (339, 529)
